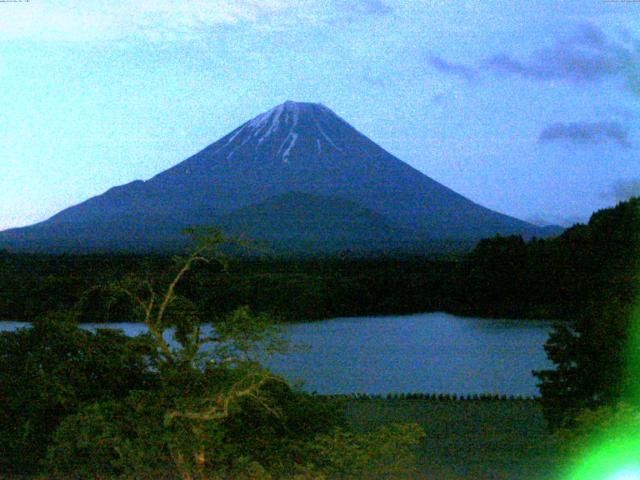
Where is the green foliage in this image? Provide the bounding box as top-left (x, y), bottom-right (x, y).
top-left (534, 302), bottom-right (631, 430)
top-left (74, 284), bottom-right (143, 323)
top-left (3, 196), bottom-right (636, 326)
top-left (1, 200), bottom-right (638, 327)
top-left (299, 423), bottom-right (426, 479)
top-left (47, 383), bottom-right (346, 478)
top-left (0, 312), bottom-right (155, 474)
top-left (45, 392), bottom-right (171, 478)
top-left (37, 231), bottom-right (359, 479)
top-left (0, 252), bottom-right (457, 324)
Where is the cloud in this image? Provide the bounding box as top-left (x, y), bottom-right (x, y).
top-left (429, 22), bottom-right (639, 94)
top-left (0, 0), bottom-right (292, 42)
top-left (327, 0), bottom-right (392, 26)
top-left (335, 0), bottom-right (393, 16)
top-left (607, 106), bottom-right (638, 121)
top-left (606, 179), bottom-right (640, 202)
top-left (0, 0), bottom-right (390, 42)
top-left (359, 0), bottom-right (393, 15)
top-left (538, 121), bottom-right (631, 148)
top-left (428, 55), bottom-right (478, 82)
top-left (484, 22), bottom-right (635, 85)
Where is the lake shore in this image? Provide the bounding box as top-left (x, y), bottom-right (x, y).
top-left (1, 313), bottom-right (553, 397)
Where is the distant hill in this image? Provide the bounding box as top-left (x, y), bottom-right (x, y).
top-left (0, 101), bottom-right (560, 254)
top-left (217, 191), bottom-right (440, 255)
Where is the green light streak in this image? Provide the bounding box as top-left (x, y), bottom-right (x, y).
top-left (606, 466), bottom-right (640, 480)
top-left (564, 425), bottom-right (640, 480)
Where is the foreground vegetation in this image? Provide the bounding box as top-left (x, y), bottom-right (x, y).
top-left (0, 232), bottom-right (425, 478)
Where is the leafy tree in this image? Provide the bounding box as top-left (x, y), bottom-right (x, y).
top-left (42, 230), bottom-right (343, 479)
top-left (96, 230), bottom-right (298, 479)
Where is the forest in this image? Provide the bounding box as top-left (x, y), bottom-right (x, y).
top-left (0, 198), bottom-right (637, 325)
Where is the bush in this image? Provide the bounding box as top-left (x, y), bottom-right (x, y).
top-left (45, 392), bottom-right (171, 478)
top-left (299, 423), bottom-right (426, 479)
top-left (46, 376), bottom-right (348, 479)
top-left (0, 312), bottom-right (155, 474)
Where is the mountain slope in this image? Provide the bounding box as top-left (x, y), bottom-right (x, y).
top-left (217, 191), bottom-right (429, 254)
top-left (0, 101), bottom-right (557, 253)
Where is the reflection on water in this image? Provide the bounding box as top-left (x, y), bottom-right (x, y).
top-left (0, 312), bottom-right (554, 396)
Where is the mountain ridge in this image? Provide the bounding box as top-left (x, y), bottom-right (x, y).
top-left (0, 101), bottom-right (561, 254)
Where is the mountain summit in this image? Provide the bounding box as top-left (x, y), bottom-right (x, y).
top-left (0, 101), bottom-right (558, 253)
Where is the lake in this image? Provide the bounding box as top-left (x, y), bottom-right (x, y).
top-left (0, 312), bottom-right (554, 397)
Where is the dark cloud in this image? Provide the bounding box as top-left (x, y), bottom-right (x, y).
top-left (538, 121), bottom-right (631, 148)
top-left (428, 55), bottom-right (478, 82)
top-left (572, 22), bottom-right (608, 48)
top-left (606, 179), bottom-right (640, 202)
top-left (484, 54), bottom-right (535, 78)
top-left (429, 22), bottom-right (638, 92)
top-left (484, 22), bottom-right (633, 84)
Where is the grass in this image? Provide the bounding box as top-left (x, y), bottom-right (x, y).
top-left (345, 398), bottom-right (561, 480)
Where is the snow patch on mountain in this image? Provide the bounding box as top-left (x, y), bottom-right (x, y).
top-left (314, 116), bottom-right (342, 152)
top-left (281, 133), bottom-right (298, 163)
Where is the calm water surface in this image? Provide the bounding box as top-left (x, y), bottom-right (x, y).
top-left (0, 312), bottom-right (554, 396)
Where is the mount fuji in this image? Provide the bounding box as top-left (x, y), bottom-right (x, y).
top-left (0, 101), bottom-right (559, 254)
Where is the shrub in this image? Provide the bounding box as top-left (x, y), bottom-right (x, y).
top-left (0, 312), bottom-right (154, 474)
top-left (299, 423), bottom-right (426, 479)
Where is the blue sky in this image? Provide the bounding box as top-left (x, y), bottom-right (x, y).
top-left (1, 0), bottom-right (639, 230)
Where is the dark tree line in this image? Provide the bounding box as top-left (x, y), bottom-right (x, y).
top-left (448, 197), bottom-right (640, 428)
top-left (533, 198), bottom-right (640, 429)
top-left (1, 223), bottom-right (633, 326)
